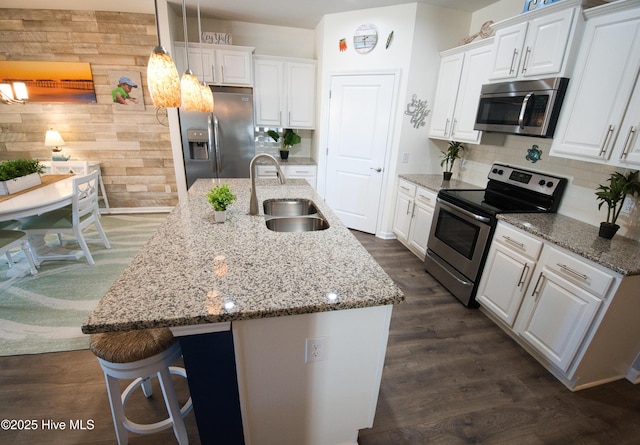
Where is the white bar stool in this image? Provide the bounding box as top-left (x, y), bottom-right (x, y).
top-left (90, 328), bottom-right (193, 445)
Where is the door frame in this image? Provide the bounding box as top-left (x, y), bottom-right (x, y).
top-left (317, 69), bottom-right (401, 238)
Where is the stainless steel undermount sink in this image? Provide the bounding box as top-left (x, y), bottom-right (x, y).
top-left (265, 216), bottom-right (330, 232)
top-left (263, 198), bottom-right (329, 232)
top-left (263, 198), bottom-right (319, 217)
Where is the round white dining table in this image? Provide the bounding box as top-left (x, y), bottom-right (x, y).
top-left (0, 176), bottom-right (83, 264)
top-left (0, 176), bottom-right (74, 222)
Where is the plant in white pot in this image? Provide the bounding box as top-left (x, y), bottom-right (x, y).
top-left (595, 170), bottom-right (640, 239)
top-left (207, 183), bottom-right (237, 223)
top-left (440, 141), bottom-right (464, 181)
top-left (0, 159), bottom-right (45, 195)
top-left (267, 129), bottom-right (301, 160)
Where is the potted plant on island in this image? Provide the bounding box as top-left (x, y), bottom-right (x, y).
top-left (0, 159), bottom-right (45, 195)
top-left (595, 170), bottom-right (640, 239)
top-left (440, 141), bottom-right (464, 181)
top-left (207, 183), bottom-right (237, 223)
top-left (267, 129), bottom-right (301, 160)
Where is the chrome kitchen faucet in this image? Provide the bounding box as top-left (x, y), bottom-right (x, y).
top-left (249, 153), bottom-right (286, 215)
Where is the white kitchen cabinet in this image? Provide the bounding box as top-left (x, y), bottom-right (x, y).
top-left (407, 187), bottom-right (436, 258)
top-left (550, 3), bottom-right (640, 167)
top-left (477, 222), bottom-right (543, 327)
top-left (429, 38), bottom-right (493, 144)
top-left (488, 6), bottom-right (577, 81)
top-left (392, 180), bottom-right (415, 242)
top-left (392, 179), bottom-right (436, 258)
top-left (174, 43), bottom-right (254, 86)
top-left (478, 220), bottom-right (640, 390)
top-left (254, 56), bottom-right (316, 129)
top-left (256, 164), bottom-right (317, 190)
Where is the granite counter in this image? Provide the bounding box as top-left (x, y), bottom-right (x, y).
top-left (498, 213), bottom-right (640, 276)
top-left (399, 173), bottom-right (480, 193)
top-left (82, 178), bottom-right (403, 334)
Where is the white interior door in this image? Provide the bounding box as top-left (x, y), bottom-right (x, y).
top-left (325, 73), bottom-right (395, 234)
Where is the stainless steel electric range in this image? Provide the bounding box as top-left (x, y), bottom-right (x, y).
top-left (425, 163), bottom-right (567, 307)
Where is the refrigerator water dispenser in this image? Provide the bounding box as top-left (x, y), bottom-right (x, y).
top-left (187, 129), bottom-right (209, 160)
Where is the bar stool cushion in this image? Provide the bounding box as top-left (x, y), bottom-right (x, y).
top-left (90, 328), bottom-right (176, 364)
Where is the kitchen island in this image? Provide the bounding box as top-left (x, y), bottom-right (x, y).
top-left (82, 178), bottom-right (404, 445)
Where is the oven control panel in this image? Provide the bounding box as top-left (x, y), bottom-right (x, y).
top-left (487, 163), bottom-right (567, 196)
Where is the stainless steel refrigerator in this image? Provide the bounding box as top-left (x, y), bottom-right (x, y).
top-left (180, 86), bottom-right (255, 188)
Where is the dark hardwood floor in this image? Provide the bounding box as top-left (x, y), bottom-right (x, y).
top-left (1, 231), bottom-right (639, 445)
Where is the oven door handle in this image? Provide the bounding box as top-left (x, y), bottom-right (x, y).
top-left (436, 197), bottom-right (492, 224)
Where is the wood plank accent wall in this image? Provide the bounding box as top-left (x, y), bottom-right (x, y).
top-left (0, 8), bottom-right (178, 209)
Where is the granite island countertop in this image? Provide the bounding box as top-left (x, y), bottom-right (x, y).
top-left (82, 178), bottom-right (404, 334)
top-left (498, 213), bottom-right (640, 276)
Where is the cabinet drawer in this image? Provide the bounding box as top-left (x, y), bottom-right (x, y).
top-left (543, 246), bottom-right (615, 299)
top-left (287, 166), bottom-right (316, 177)
top-left (415, 187), bottom-right (436, 208)
top-left (494, 222), bottom-right (543, 261)
top-left (398, 179), bottom-right (416, 197)
top-left (256, 165), bottom-right (279, 177)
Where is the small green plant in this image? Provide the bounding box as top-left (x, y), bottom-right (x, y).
top-left (595, 170), bottom-right (640, 224)
top-left (440, 141), bottom-right (464, 173)
top-left (207, 184), bottom-right (237, 211)
top-left (267, 129), bottom-right (301, 151)
top-left (0, 159), bottom-right (44, 181)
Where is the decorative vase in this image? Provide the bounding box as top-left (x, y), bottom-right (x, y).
top-left (214, 210), bottom-right (226, 223)
top-left (443, 171), bottom-right (453, 181)
top-left (280, 149), bottom-right (289, 160)
top-left (598, 222), bottom-right (619, 239)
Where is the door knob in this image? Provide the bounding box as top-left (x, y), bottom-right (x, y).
top-left (370, 167), bottom-right (382, 172)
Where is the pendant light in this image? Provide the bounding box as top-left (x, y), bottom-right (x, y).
top-left (147, 0), bottom-right (181, 108)
top-left (180, 0), bottom-right (202, 111)
top-left (197, 0), bottom-right (214, 112)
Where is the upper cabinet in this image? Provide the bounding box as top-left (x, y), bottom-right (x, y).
top-left (550, 2), bottom-right (640, 167)
top-left (487, 0), bottom-right (583, 82)
top-left (429, 38), bottom-right (493, 144)
top-left (174, 43), bottom-right (254, 86)
top-left (254, 56), bottom-right (317, 129)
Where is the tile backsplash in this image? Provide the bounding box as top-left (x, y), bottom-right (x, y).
top-left (254, 128), bottom-right (313, 158)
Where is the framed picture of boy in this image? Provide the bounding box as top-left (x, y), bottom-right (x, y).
top-left (109, 71), bottom-right (144, 112)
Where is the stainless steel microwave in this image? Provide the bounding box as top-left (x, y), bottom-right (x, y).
top-left (474, 77), bottom-right (569, 138)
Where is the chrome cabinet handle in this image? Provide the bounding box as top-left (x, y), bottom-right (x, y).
top-left (502, 235), bottom-right (525, 250)
top-left (518, 92), bottom-right (534, 129)
top-left (599, 125), bottom-right (615, 156)
top-left (444, 118), bottom-right (450, 135)
top-left (509, 48), bottom-right (519, 75)
top-left (370, 167), bottom-right (382, 172)
top-left (517, 263), bottom-right (530, 288)
top-left (521, 47), bottom-right (531, 73)
top-left (619, 126), bottom-right (636, 160)
top-left (406, 198), bottom-right (412, 215)
top-left (452, 119), bottom-right (458, 135)
top-left (531, 272), bottom-right (544, 300)
top-left (557, 263), bottom-right (588, 281)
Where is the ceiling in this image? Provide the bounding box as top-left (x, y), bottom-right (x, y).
top-left (8, 0), bottom-right (501, 30)
top-left (167, 0), bottom-right (502, 29)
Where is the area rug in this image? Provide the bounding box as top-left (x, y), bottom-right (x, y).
top-left (0, 213), bottom-right (168, 356)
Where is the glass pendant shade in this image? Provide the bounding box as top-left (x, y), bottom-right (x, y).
top-left (147, 46), bottom-right (181, 108)
top-left (200, 82), bottom-right (214, 113)
top-left (181, 70), bottom-right (203, 111)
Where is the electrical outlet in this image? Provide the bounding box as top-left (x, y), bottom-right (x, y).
top-left (401, 152), bottom-right (410, 163)
top-left (305, 337), bottom-right (327, 363)
top-left (621, 196), bottom-right (636, 215)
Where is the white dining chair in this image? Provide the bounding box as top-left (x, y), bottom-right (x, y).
top-left (19, 170), bottom-right (111, 266)
top-left (50, 160), bottom-right (90, 175)
top-left (0, 230), bottom-right (38, 275)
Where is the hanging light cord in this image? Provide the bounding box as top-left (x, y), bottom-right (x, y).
top-left (153, 0), bottom-right (161, 46)
top-left (197, 0), bottom-right (205, 80)
top-left (182, 0), bottom-right (191, 71)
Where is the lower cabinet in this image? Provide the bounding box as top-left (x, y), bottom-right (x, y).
top-left (478, 221), bottom-right (640, 390)
top-left (392, 179), bottom-right (436, 258)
